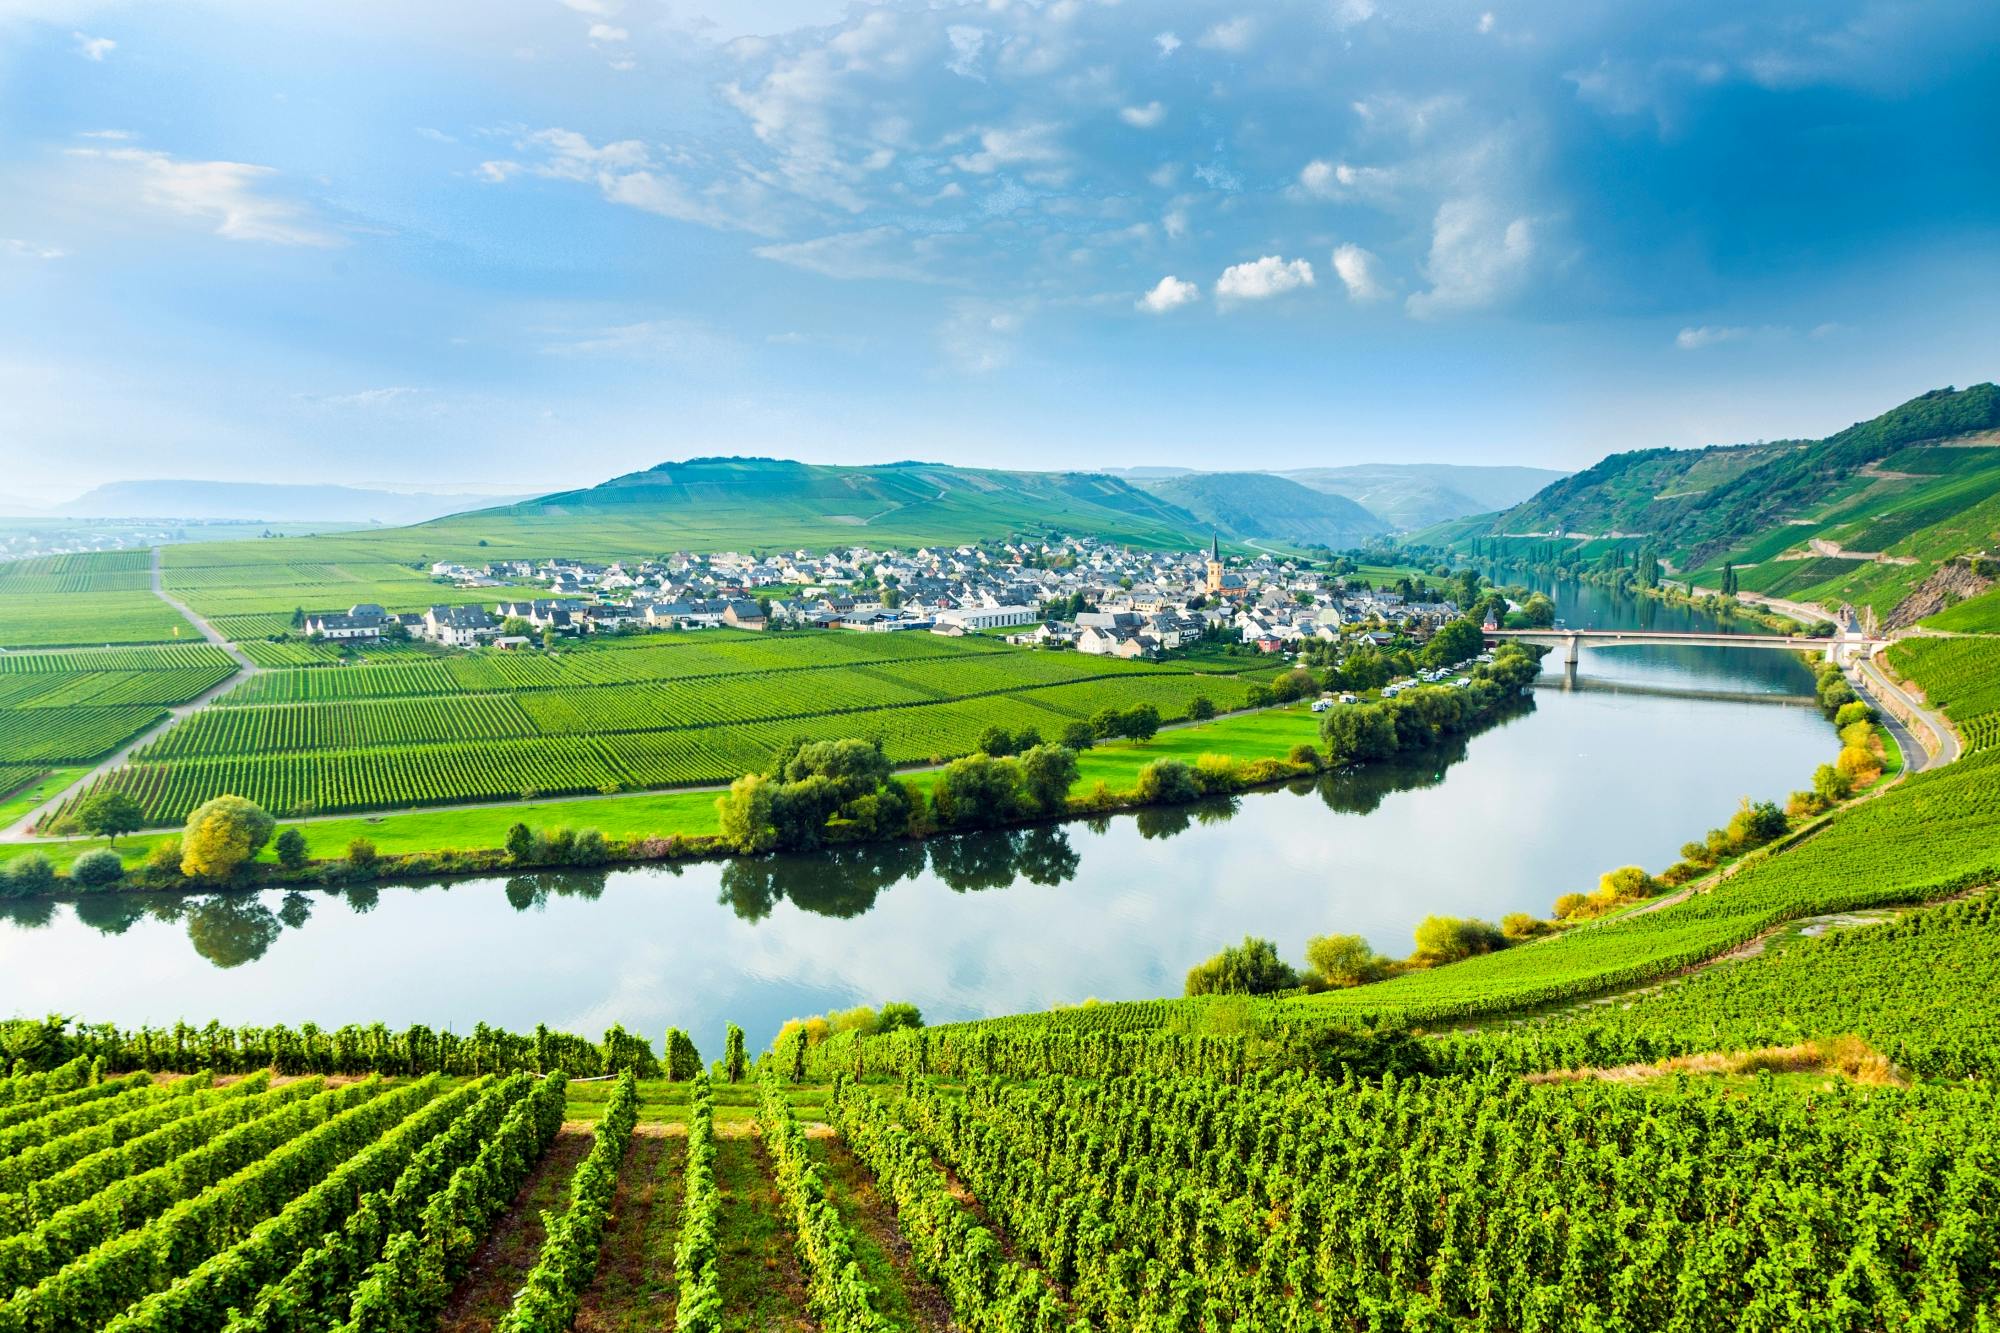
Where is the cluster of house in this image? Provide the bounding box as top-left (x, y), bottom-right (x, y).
top-left (299, 537), bottom-right (1461, 657)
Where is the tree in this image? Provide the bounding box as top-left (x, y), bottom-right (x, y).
top-left (1303, 933), bottom-right (1386, 989)
top-left (1321, 703), bottom-right (1396, 766)
top-left (1270, 668), bottom-right (1319, 703)
top-left (1186, 695), bottom-right (1216, 721)
top-left (878, 1001), bottom-right (923, 1032)
top-left (1184, 936), bottom-right (1299, 996)
top-left (346, 838), bottom-right (380, 873)
top-left (716, 774), bottom-right (779, 853)
top-left (1060, 720), bottom-right (1097, 750)
top-left (501, 615), bottom-right (533, 637)
top-left (0, 854), bottom-right (57, 898)
top-left (977, 725), bottom-right (1017, 757)
top-left (74, 792), bottom-right (143, 845)
top-left (1420, 617), bottom-right (1485, 669)
top-left (274, 827), bottom-right (309, 870)
top-left (1016, 744), bottom-right (1080, 816)
top-left (724, 1023), bottom-right (747, 1083)
top-left (930, 755), bottom-right (1024, 829)
top-left (1122, 704), bottom-right (1161, 743)
top-left (506, 822), bottom-right (533, 864)
top-left (180, 795), bottom-right (275, 882)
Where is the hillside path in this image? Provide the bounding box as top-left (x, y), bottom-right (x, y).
top-left (0, 547), bottom-right (262, 841)
top-left (1855, 648), bottom-right (1960, 770)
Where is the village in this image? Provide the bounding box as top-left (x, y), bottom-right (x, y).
top-left (297, 535), bottom-right (1465, 661)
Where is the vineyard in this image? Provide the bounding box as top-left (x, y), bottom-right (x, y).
top-left (0, 643), bottom-right (240, 772)
top-left (69, 634), bottom-right (1254, 822)
top-left (1888, 635), bottom-right (2000, 751)
top-left (0, 994), bottom-right (1995, 1331)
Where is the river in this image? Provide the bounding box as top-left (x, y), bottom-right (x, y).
top-left (0, 581), bottom-right (1834, 1055)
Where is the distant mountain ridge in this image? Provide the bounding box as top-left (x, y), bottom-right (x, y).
top-left (1133, 472), bottom-right (1387, 548)
top-left (58, 480), bottom-right (527, 524)
top-left (1106, 463), bottom-right (1567, 530)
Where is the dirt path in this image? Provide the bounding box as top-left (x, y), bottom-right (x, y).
top-left (0, 547), bottom-right (263, 841)
top-left (438, 1126), bottom-right (594, 1332)
top-left (714, 1133), bottom-right (815, 1333)
top-left (573, 1128), bottom-right (682, 1333)
top-left (814, 1136), bottom-right (953, 1333)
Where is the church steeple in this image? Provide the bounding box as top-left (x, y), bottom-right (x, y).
top-left (1206, 532), bottom-right (1224, 596)
top-left (1210, 530), bottom-right (1219, 560)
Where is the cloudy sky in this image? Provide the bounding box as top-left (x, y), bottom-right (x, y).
top-left (2, 0), bottom-right (1996, 500)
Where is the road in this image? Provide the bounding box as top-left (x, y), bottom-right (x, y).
top-left (0, 548), bottom-right (261, 841)
top-left (1853, 648), bottom-right (1960, 771)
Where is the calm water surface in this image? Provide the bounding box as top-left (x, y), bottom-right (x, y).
top-left (0, 582), bottom-right (1834, 1054)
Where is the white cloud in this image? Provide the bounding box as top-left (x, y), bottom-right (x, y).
top-left (1137, 275), bottom-right (1199, 313)
top-left (541, 319), bottom-right (737, 362)
top-left (1215, 255), bottom-right (1314, 302)
top-left (949, 123), bottom-right (1065, 175)
top-left (73, 32), bottom-right (114, 60)
top-left (938, 301), bottom-right (1027, 373)
top-left (1197, 17), bottom-right (1255, 53)
top-left (557, 0), bottom-right (618, 14)
top-left (1673, 325), bottom-right (1750, 350)
top-left (1406, 197), bottom-right (1535, 317)
top-left (752, 227), bottom-right (960, 284)
top-left (1119, 101), bottom-right (1166, 129)
top-left (1330, 243), bottom-right (1390, 302)
top-left (3, 239), bottom-right (66, 261)
top-left (946, 25), bottom-right (988, 79)
top-left (586, 22), bottom-right (628, 41)
top-left (299, 386), bottom-right (421, 408)
top-left (480, 128), bottom-right (775, 234)
top-left (66, 147), bottom-right (344, 246)
top-left (1332, 0), bottom-right (1375, 28)
top-left (1154, 31), bottom-right (1181, 57)
top-left (1477, 11), bottom-right (1496, 34)
top-left (1162, 207), bottom-right (1188, 238)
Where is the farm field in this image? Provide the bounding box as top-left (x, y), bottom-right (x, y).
top-left (0, 643), bottom-right (240, 788)
top-left (59, 631), bottom-right (1261, 825)
top-left (1888, 635), bottom-right (2000, 751)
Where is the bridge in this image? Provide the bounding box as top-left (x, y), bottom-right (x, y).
top-left (1483, 626), bottom-right (1882, 667)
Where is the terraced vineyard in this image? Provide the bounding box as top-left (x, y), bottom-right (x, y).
top-left (70, 632), bottom-right (1254, 822)
top-left (1888, 635), bottom-right (2000, 751)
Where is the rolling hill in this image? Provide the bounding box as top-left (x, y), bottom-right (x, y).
top-left (1440, 384), bottom-right (2000, 626)
top-left (1133, 471), bottom-right (1388, 548)
top-left (413, 457), bottom-right (1210, 556)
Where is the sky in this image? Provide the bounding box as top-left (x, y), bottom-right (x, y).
top-left (1, 0), bottom-right (1997, 502)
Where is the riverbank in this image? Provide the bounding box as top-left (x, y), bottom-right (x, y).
top-left (0, 704), bottom-right (1332, 879)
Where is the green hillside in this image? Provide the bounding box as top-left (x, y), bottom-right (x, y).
top-left (423, 457), bottom-right (1206, 556)
top-left (1133, 471), bottom-right (1387, 547)
top-left (1447, 384), bottom-right (2000, 625)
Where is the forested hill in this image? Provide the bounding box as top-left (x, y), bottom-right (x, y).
top-left (422, 457), bottom-right (1210, 553)
top-left (1134, 471), bottom-right (1388, 548)
top-left (1438, 383), bottom-right (2000, 623)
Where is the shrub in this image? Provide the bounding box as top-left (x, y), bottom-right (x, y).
top-left (274, 827), bottom-right (309, 870)
top-left (1411, 915), bottom-right (1506, 966)
top-left (1500, 912), bottom-right (1549, 940)
top-left (1192, 753), bottom-right (1242, 795)
top-left (1303, 933), bottom-right (1389, 988)
top-left (505, 822), bottom-right (533, 864)
top-left (1835, 746), bottom-right (1880, 781)
top-left (1, 855), bottom-right (56, 898)
top-left (144, 837), bottom-right (185, 879)
top-left (1813, 763), bottom-right (1854, 803)
top-left (1185, 936), bottom-right (1299, 996)
top-left (1134, 759), bottom-right (1202, 804)
top-left (69, 849), bottom-right (125, 889)
top-left (571, 829), bottom-right (609, 866)
top-left (1286, 742), bottom-right (1324, 771)
top-left (1834, 700), bottom-right (1876, 728)
top-left (1552, 892), bottom-right (1591, 920)
top-left (1658, 861), bottom-right (1705, 887)
top-left (346, 838), bottom-right (380, 871)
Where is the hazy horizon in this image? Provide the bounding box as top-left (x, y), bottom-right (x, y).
top-left (4, 0), bottom-right (1997, 501)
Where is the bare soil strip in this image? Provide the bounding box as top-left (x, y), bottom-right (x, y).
top-left (813, 1136), bottom-right (954, 1333)
top-left (573, 1127), bottom-right (682, 1333)
top-left (438, 1126), bottom-right (594, 1332)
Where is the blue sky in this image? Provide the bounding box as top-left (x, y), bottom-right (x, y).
top-left (2, 0), bottom-right (1997, 501)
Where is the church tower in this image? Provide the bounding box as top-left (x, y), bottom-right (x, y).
top-left (1206, 532), bottom-right (1224, 596)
